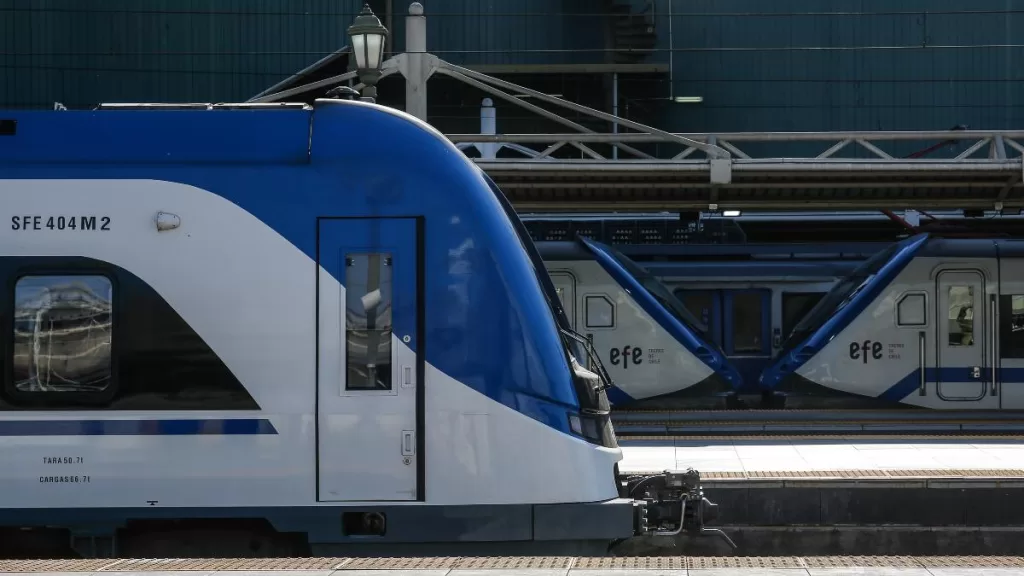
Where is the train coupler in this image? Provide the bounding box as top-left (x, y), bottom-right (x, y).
top-left (627, 468), bottom-right (737, 549)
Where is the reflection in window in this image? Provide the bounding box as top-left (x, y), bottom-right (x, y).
top-left (782, 292), bottom-right (825, 338)
top-left (13, 275), bottom-right (113, 393)
top-left (948, 285), bottom-right (974, 346)
top-left (679, 292), bottom-right (714, 331)
top-left (346, 253), bottom-right (393, 390)
top-left (585, 295), bottom-right (614, 328)
top-left (555, 287), bottom-right (565, 304)
top-left (1000, 295), bottom-right (1024, 358)
top-left (897, 293), bottom-right (927, 326)
top-left (731, 292), bottom-right (763, 354)
top-left (1013, 295), bottom-right (1024, 333)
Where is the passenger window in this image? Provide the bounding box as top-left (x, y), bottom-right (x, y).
top-left (585, 295), bottom-right (614, 328)
top-left (781, 292), bottom-right (824, 337)
top-left (13, 275), bottom-right (113, 393)
top-left (345, 253), bottom-right (393, 390)
top-left (999, 295), bottom-right (1024, 358)
top-left (679, 291), bottom-right (715, 329)
top-left (947, 285), bottom-right (974, 346)
top-left (897, 293), bottom-right (927, 326)
top-left (731, 292), bottom-right (764, 354)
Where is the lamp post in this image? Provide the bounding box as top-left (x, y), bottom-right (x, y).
top-left (347, 4), bottom-right (389, 102)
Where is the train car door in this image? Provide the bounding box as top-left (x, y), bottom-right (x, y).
top-left (936, 270), bottom-right (987, 401)
top-left (316, 218), bottom-right (420, 502)
top-left (549, 271), bottom-right (577, 328)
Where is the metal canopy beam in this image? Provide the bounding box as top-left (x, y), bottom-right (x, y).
top-left (456, 130), bottom-right (1024, 211)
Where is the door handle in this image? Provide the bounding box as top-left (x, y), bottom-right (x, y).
top-left (402, 365), bottom-right (414, 388)
top-left (918, 331), bottom-right (926, 396)
top-left (401, 430), bottom-right (415, 456)
top-left (991, 294), bottom-right (999, 396)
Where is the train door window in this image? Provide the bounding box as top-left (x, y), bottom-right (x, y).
top-left (676, 289), bottom-right (723, 346)
top-left (897, 293), bottom-right (927, 327)
top-left (726, 291), bottom-right (770, 355)
top-left (12, 275), bottom-right (113, 393)
top-left (947, 285), bottom-right (975, 347)
top-left (345, 253), bottom-right (393, 390)
top-left (585, 295), bottom-right (614, 328)
top-left (781, 292), bottom-right (825, 338)
top-left (999, 295), bottom-right (1024, 358)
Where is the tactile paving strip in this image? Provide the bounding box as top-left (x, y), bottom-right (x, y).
top-left (0, 559), bottom-right (118, 573)
top-left (103, 558), bottom-right (348, 571)
top-left (340, 557), bottom-right (459, 570)
top-left (572, 556), bottom-right (687, 570)
top-left (801, 556), bottom-right (922, 568)
top-left (918, 556), bottom-right (1024, 568)
top-left (686, 556), bottom-right (806, 569)
top-left (452, 556), bottom-right (576, 570)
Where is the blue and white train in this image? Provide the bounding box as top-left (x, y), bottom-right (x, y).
top-left (0, 100), bottom-right (721, 558)
top-left (630, 242), bottom-right (882, 399)
top-left (536, 239), bottom-right (744, 409)
top-left (762, 233), bottom-right (1024, 409)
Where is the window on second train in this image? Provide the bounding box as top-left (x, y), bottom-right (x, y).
top-left (731, 292), bottom-right (764, 354)
top-left (1000, 295), bottom-right (1024, 358)
top-left (947, 285), bottom-right (975, 347)
top-left (12, 275), bottom-right (113, 393)
top-left (781, 292), bottom-right (825, 338)
top-left (345, 253), bottom-right (393, 391)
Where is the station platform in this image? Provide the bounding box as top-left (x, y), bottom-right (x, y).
top-left (616, 436), bottom-right (1024, 555)
top-left (618, 436), bottom-right (1024, 481)
top-left (3, 556), bottom-right (1024, 575)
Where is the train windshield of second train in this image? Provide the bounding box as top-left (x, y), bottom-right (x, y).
top-left (778, 237), bottom-right (910, 354)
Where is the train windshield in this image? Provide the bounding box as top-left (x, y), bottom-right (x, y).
top-left (780, 239), bottom-right (907, 353)
top-left (482, 175), bottom-right (614, 403)
top-left (583, 238), bottom-right (710, 337)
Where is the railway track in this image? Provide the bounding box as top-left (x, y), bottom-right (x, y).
top-left (611, 408), bottom-right (1024, 437)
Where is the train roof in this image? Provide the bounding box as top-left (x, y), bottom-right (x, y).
top-left (0, 99), bottom-right (455, 168)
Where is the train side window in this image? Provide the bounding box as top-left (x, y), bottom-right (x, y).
top-left (897, 293), bottom-right (927, 327)
top-left (585, 295), bottom-right (614, 328)
top-left (947, 285), bottom-right (974, 347)
top-left (730, 291), bottom-right (766, 354)
top-left (13, 275), bottom-right (113, 394)
top-left (781, 292), bottom-right (825, 337)
top-left (345, 253), bottom-right (393, 391)
top-left (1000, 295), bottom-right (1024, 358)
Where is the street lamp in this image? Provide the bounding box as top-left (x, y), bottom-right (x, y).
top-left (348, 3), bottom-right (389, 101)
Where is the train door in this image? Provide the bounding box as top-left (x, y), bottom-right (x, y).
top-left (316, 218), bottom-right (420, 502)
top-left (549, 271), bottom-right (577, 328)
top-left (935, 270), bottom-right (987, 401)
top-left (675, 290), bottom-right (723, 346)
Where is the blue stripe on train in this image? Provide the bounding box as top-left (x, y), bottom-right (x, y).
top-left (882, 367), bottom-right (1024, 402)
top-left (0, 418), bottom-right (278, 436)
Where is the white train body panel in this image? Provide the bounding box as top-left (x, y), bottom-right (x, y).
top-left (765, 235), bottom-right (1024, 409)
top-left (546, 261), bottom-right (714, 401)
top-left (0, 179), bottom-right (620, 509)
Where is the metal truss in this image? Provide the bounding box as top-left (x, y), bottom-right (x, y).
top-left (451, 130), bottom-right (1024, 212)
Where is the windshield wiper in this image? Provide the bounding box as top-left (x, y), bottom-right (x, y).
top-left (560, 327), bottom-right (615, 393)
